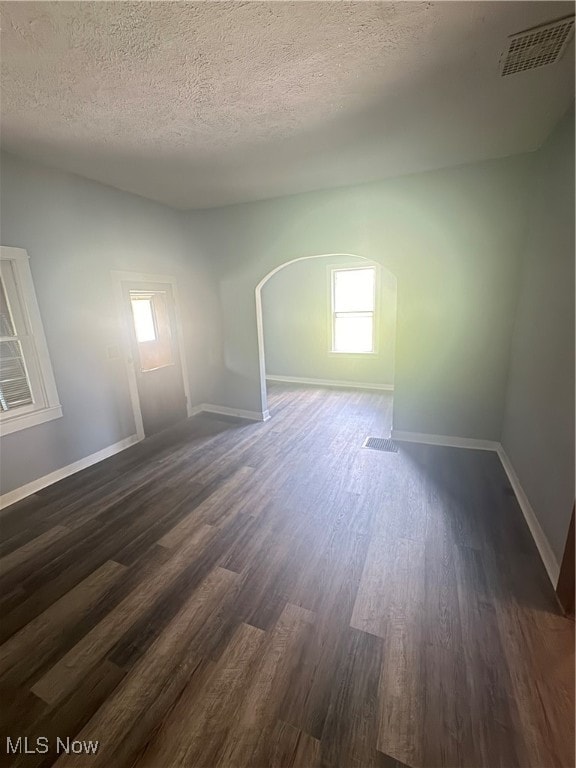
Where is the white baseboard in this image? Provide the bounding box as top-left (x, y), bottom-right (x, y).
top-left (198, 404), bottom-right (270, 422)
top-left (391, 430), bottom-right (499, 452)
top-left (391, 429), bottom-right (559, 588)
top-left (0, 434), bottom-right (141, 511)
top-left (1, 403), bottom-right (269, 510)
top-left (496, 446), bottom-right (560, 587)
top-left (266, 375), bottom-right (394, 392)
top-left (2, 417), bottom-right (559, 591)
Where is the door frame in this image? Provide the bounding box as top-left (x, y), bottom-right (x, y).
top-left (556, 504), bottom-right (575, 617)
top-left (111, 270), bottom-right (194, 441)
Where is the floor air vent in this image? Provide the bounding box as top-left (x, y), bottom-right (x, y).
top-left (363, 437), bottom-right (398, 453)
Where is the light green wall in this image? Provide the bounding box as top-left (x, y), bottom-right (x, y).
top-left (502, 107), bottom-right (575, 565)
top-left (200, 154), bottom-right (532, 439)
top-left (261, 254), bottom-right (396, 387)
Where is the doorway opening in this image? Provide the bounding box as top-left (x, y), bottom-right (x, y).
top-left (255, 254), bottom-right (397, 432)
top-left (112, 271), bottom-right (193, 440)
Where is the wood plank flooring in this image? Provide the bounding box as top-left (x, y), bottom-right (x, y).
top-left (0, 383), bottom-right (573, 768)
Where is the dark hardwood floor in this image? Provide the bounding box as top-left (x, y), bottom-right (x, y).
top-left (0, 384), bottom-right (573, 768)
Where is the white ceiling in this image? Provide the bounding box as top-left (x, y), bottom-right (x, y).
top-left (1, 1), bottom-right (574, 209)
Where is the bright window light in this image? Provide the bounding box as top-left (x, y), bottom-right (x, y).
top-left (331, 267), bottom-right (376, 353)
top-left (131, 298), bottom-right (157, 343)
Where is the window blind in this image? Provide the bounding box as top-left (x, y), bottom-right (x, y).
top-left (0, 277), bottom-right (33, 411)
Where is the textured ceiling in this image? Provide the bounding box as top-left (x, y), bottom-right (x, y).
top-left (1, 1), bottom-right (574, 209)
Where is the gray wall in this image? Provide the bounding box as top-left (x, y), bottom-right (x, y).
top-left (261, 254), bottom-right (396, 387)
top-left (4, 117), bottom-right (571, 529)
top-left (0, 152), bottom-right (220, 495)
top-left (200, 155), bottom-right (532, 439)
top-left (501, 108), bottom-right (575, 566)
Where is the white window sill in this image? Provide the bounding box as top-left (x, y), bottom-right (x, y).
top-left (327, 351), bottom-right (378, 358)
top-left (0, 404), bottom-right (63, 436)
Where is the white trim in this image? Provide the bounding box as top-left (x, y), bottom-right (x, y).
top-left (267, 375), bottom-right (394, 392)
top-left (0, 434), bottom-right (140, 510)
top-left (390, 429), bottom-right (560, 588)
top-left (0, 246), bottom-right (63, 434)
top-left (0, 246), bottom-right (29, 262)
top-left (330, 263), bottom-right (379, 355)
top-left (198, 404), bottom-right (270, 422)
top-left (391, 430), bottom-right (499, 451)
top-left (0, 404), bottom-right (63, 436)
top-left (0, 401), bottom-right (269, 510)
top-left (255, 253), bottom-right (377, 420)
top-left (496, 446), bottom-right (560, 587)
top-left (114, 271), bottom-right (144, 440)
top-left (111, 270), bottom-right (193, 441)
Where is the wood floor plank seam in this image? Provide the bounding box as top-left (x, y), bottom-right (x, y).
top-left (52, 566), bottom-right (240, 768)
top-left (0, 560), bottom-right (127, 688)
top-left (0, 526), bottom-right (70, 579)
top-left (30, 524), bottom-right (219, 705)
top-left (0, 385), bottom-right (572, 768)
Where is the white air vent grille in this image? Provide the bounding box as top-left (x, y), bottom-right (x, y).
top-left (501, 16), bottom-right (574, 76)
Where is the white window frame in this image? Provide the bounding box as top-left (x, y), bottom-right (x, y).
top-left (0, 247), bottom-right (62, 436)
top-left (329, 265), bottom-right (379, 356)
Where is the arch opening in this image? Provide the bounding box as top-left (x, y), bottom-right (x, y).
top-left (255, 254), bottom-right (398, 427)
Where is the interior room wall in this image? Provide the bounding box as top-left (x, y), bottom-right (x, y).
top-left (4, 114), bottom-right (570, 520)
top-left (0, 151), bottom-right (220, 497)
top-left (501, 107), bottom-right (575, 566)
top-left (261, 254), bottom-right (396, 388)
top-left (200, 154), bottom-right (532, 439)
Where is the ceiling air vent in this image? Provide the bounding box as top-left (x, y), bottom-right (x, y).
top-left (501, 16), bottom-right (575, 76)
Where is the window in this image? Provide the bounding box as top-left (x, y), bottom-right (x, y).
top-left (331, 266), bottom-right (376, 353)
top-left (129, 290), bottom-right (174, 372)
top-left (0, 247), bottom-right (62, 435)
top-left (131, 297), bottom-right (157, 343)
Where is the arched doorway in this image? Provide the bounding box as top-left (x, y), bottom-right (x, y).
top-left (255, 254), bottom-right (397, 426)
